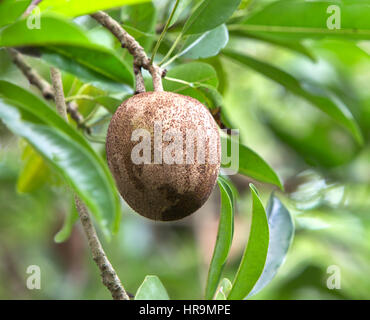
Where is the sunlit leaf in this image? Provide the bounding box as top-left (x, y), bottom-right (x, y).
top-left (0, 0), bottom-right (31, 28)
top-left (39, 0), bottom-right (150, 17)
top-left (17, 143), bottom-right (50, 193)
top-left (0, 14), bottom-right (92, 47)
top-left (239, 0), bottom-right (370, 40)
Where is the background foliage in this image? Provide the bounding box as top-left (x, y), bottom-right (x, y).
top-left (0, 0), bottom-right (369, 299)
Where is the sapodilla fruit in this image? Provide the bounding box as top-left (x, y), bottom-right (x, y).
top-left (106, 91), bottom-right (221, 221)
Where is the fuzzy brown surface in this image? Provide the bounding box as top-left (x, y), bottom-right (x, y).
top-left (106, 91), bottom-right (221, 221)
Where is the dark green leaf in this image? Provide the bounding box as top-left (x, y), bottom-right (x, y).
top-left (41, 45), bottom-right (134, 89)
top-left (205, 176), bottom-right (235, 299)
top-left (248, 194), bottom-right (294, 297)
top-left (0, 81), bottom-right (121, 236)
top-left (183, 0), bottom-right (242, 35)
top-left (227, 184), bottom-right (269, 300)
top-left (222, 50), bottom-right (363, 144)
top-left (135, 275), bottom-right (170, 300)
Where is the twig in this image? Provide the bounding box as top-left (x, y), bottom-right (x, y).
top-left (151, 0), bottom-right (180, 62)
top-left (7, 48), bottom-right (90, 133)
top-left (133, 63), bottom-right (146, 94)
top-left (8, 48), bottom-right (54, 100)
top-left (50, 67), bottom-right (68, 120)
top-left (90, 11), bottom-right (165, 92)
top-left (75, 197), bottom-right (129, 300)
top-left (50, 67), bottom-right (129, 301)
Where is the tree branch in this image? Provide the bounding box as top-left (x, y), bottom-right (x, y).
top-left (7, 48), bottom-right (91, 133)
top-left (49, 66), bottom-right (129, 301)
top-left (90, 11), bottom-right (165, 92)
top-left (74, 197), bottom-right (129, 300)
top-left (50, 67), bottom-right (68, 120)
top-left (8, 48), bottom-right (54, 100)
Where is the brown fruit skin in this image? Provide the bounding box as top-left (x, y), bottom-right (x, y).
top-left (106, 91), bottom-right (221, 221)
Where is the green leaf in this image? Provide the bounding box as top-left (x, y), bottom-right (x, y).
top-left (266, 118), bottom-right (359, 168)
top-left (135, 275), bottom-right (170, 300)
top-left (183, 0), bottom-right (242, 35)
top-left (39, 0), bottom-right (150, 17)
top-left (0, 0), bottom-right (31, 28)
top-left (148, 62), bottom-right (218, 103)
top-left (54, 201), bottom-right (79, 243)
top-left (248, 194), bottom-right (294, 297)
top-left (205, 176), bottom-right (235, 300)
top-left (41, 45), bottom-right (134, 89)
top-left (221, 135), bottom-right (283, 190)
top-left (215, 278), bottom-right (232, 300)
top-left (222, 50), bottom-right (363, 145)
top-left (121, 1), bottom-right (157, 51)
top-left (240, 0), bottom-right (370, 40)
top-left (180, 24), bottom-right (229, 59)
top-left (227, 184), bottom-right (269, 300)
top-left (0, 81), bottom-right (121, 236)
top-left (17, 143), bottom-right (50, 193)
top-left (229, 29), bottom-right (316, 61)
top-left (0, 14), bottom-right (92, 47)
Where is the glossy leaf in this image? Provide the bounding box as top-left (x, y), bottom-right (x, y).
top-left (0, 0), bottom-right (31, 28)
top-left (39, 0), bottom-right (150, 17)
top-left (222, 50), bottom-right (363, 144)
top-left (135, 275), bottom-right (170, 300)
top-left (227, 184), bottom-right (269, 300)
top-left (183, 0), bottom-right (241, 35)
top-left (0, 14), bottom-right (92, 47)
top-left (41, 46), bottom-right (134, 89)
top-left (240, 0), bottom-right (370, 40)
top-left (205, 176), bottom-right (235, 299)
top-left (248, 195), bottom-right (294, 297)
top-left (221, 135), bottom-right (283, 190)
top-left (0, 81), bottom-right (121, 235)
top-left (180, 24), bottom-right (229, 59)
